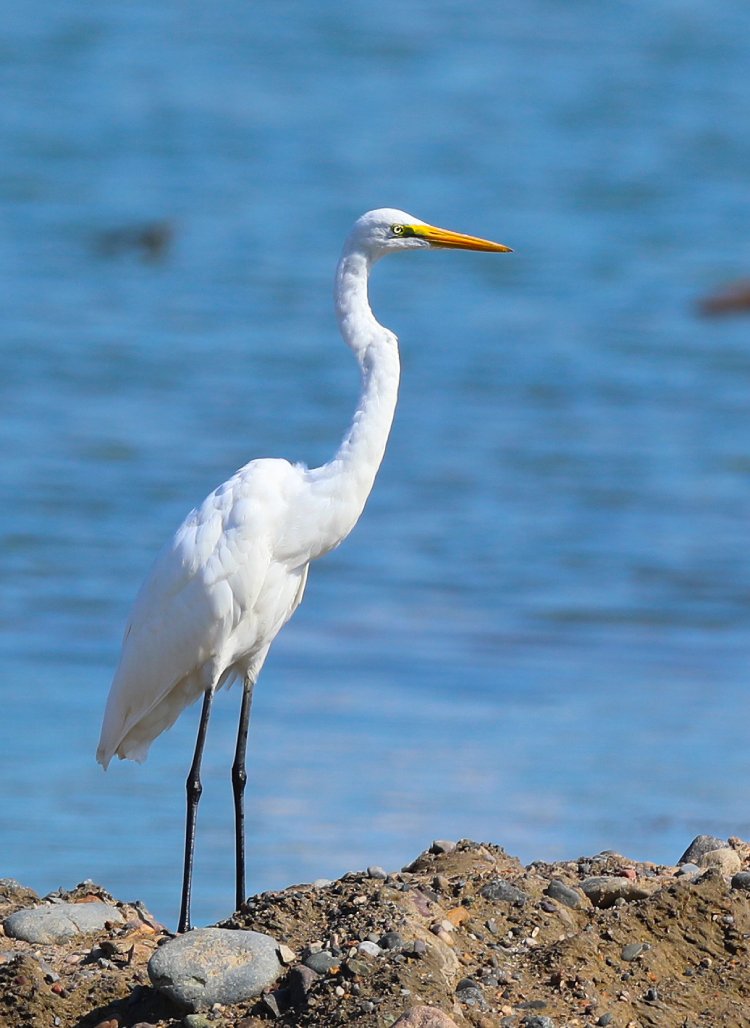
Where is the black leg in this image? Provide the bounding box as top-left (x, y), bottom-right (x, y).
top-left (232, 677), bottom-right (256, 913)
top-left (178, 688), bottom-right (214, 934)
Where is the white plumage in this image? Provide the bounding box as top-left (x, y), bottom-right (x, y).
top-left (97, 208), bottom-right (510, 930)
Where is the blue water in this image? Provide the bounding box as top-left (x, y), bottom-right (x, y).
top-left (3, 0), bottom-right (750, 929)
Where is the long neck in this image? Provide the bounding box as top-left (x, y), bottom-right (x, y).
top-left (301, 247), bottom-right (400, 560)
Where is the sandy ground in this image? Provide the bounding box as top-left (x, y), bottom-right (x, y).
top-left (1, 836), bottom-right (750, 1028)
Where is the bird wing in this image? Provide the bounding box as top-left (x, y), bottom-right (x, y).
top-left (97, 458), bottom-right (305, 766)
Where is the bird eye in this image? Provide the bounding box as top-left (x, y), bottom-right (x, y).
top-left (391, 224), bottom-right (405, 236)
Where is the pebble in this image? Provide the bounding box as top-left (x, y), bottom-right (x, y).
top-left (521, 1017), bottom-right (554, 1028)
top-left (479, 879), bottom-right (529, 906)
top-left (367, 865), bottom-right (388, 879)
top-left (286, 964), bottom-right (319, 1005)
top-left (312, 879), bottom-right (333, 888)
top-left (358, 940), bottom-right (381, 958)
top-left (148, 927), bottom-right (281, 1012)
top-left (4, 902), bottom-right (125, 944)
top-left (183, 1016), bottom-right (212, 1028)
top-left (678, 835), bottom-right (727, 864)
top-left (621, 942), bottom-right (650, 961)
top-left (596, 1016), bottom-right (613, 1027)
top-left (731, 871), bottom-right (750, 892)
top-left (696, 848), bottom-right (741, 875)
top-left (580, 876), bottom-right (654, 908)
top-left (276, 943), bottom-right (296, 965)
top-left (303, 950), bottom-right (340, 974)
top-left (392, 1006), bottom-right (461, 1028)
top-left (379, 930), bottom-right (404, 950)
top-left (544, 879), bottom-right (582, 909)
top-left (455, 977), bottom-right (486, 1009)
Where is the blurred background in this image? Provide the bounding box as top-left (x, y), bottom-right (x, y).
top-left (2, 0), bottom-right (750, 930)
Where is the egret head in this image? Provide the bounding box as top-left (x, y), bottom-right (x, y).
top-left (347, 208), bottom-right (512, 260)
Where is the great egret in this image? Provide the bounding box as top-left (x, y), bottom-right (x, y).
top-left (97, 208), bottom-right (511, 932)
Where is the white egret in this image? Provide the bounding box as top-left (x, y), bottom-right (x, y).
top-left (97, 208), bottom-right (511, 932)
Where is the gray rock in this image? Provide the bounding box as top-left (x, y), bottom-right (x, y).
top-left (678, 835), bottom-right (727, 865)
top-left (545, 879), bottom-right (582, 909)
top-left (521, 1017), bottom-right (555, 1028)
top-left (675, 863), bottom-right (701, 878)
top-left (183, 1016), bottom-right (212, 1028)
top-left (479, 879), bottom-right (529, 906)
top-left (379, 930), bottom-right (404, 950)
top-left (148, 927), bottom-right (281, 1012)
top-left (303, 950), bottom-right (339, 974)
top-left (358, 940), bottom-right (381, 958)
top-left (4, 902), bottom-right (124, 944)
top-left (455, 978), bottom-right (485, 1009)
top-left (731, 871), bottom-right (750, 892)
top-left (580, 876), bottom-right (654, 908)
top-left (621, 942), bottom-right (650, 961)
top-left (430, 840), bottom-right (457, 855)
top-left (367, 865), bottom-right (388, 880)
top-left (287, 964), bottom-right (319, 1004)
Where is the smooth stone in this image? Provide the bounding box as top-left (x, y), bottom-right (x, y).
top-left (678, 835), bottom-right (727, 865)
top-left (621, 942), bottom-right (650, 961)
top-left (303, 950), bottom-right (339, 974)
top-left (545, 879), bottom-right (582, 909)
top-left (392, 1005), bottom-right (461, 1028)
top-left (148, 927), bottom-right (281, 1012)
top-left (696, 848), bottom-right (741, 875)
top-left (430, 840), bottom-right (457, 855)
top-left (4, 902), bottom-right (124, 944)
top-left (675, 863), bottom-right (701, 878)
top-left (580, 877), bottom-right (653, 908)
top-left (522, 1018), bottom-right (555, 1028)
top-left (479, 879), bottom-right (529, 906)
top-left (367, 866), bottom-right (388, 880)
top-left (731, 871), bottom-right (750, 892)
top-left (358, 940), bottom-right (381, 958)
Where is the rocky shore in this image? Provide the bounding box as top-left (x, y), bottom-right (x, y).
top-left (2, 835), bottom-right (750, 1028)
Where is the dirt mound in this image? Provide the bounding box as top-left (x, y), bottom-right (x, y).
top-left (1, 838), bottom-right (749, 1027)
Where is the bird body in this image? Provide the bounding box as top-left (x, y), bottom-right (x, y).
top-left (97, 208), bottom-right (510, 931)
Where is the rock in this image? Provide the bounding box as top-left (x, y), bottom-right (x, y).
top-left (303, 950), bottom-right (340, 974)
top-left (696, 848), bottom-right (741, 875)
top-left (522, 1018), bottom-right (554, 1028)
top-left (358, 940), bottom-right (381, 957)
top-left (276, 943), bottom-right (296, 965)
top-left (183, 1016), bottom-right (212, 1028)
top-left (430, 840), bottom-right (457, 855)
top-left (731, 872), bottom-right (750, 892)
top-left (392, 1006), bottom-right (461, 1028)
top-left (456, 977), bottom-right (486, 1008)
top-left (4, 902), bottom-right (125, 944)
top-left (580, 876), bottom-right (654, 908)
top-left (479, 879), bottom-right (529, 906)
top-left (621, 942), bottom-right (650, 961)
top-left (367, 865), bottom-right (388, 879)
top-left (286, 964), bottom-right (319, 1004)
top-left (544, 879), bottom-right (582, 909)
top-left (148, 927), bottom-right (281, 1012)
top-left (379, 930), bottom-right (404, 950)
top-left (675, 863), bottom-right (701, 878)
top-left (678, 835), bottom-right (727, 864)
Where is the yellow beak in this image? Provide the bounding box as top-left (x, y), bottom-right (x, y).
top-left (412, 223), bottom-right (512, 253)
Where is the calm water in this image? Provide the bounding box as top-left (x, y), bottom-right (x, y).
top-left (3, 1), bottom-right (750, 929)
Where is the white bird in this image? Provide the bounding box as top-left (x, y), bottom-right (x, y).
top-left (97, 208), bottom-right (511, 932)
